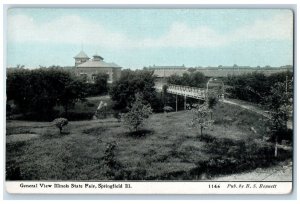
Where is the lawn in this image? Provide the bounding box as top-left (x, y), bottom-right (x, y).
top-left (6, 102), bottom-right (292, 180)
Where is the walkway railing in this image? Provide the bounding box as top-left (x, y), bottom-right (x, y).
top-left (155, 84), bottom-right (206, 100)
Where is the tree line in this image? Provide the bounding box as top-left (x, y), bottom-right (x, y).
top-left (167, 72), bottom-right (207, 88)
top-left (225, 71), bottom-right (293, 104)
top-left (7, 67), bottom-right (109, 120)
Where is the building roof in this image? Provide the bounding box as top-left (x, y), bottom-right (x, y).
top-left (147, 65), bottom-right (186, 69)
top-left (93, 54), bottom-right (104, 61)
top-left (74, 51), bottom-right (90, 59)
top-left (77, 60), bottom-right (121, 68)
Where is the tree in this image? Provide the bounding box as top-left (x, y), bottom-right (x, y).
top-left (53, 118), bottom-right (68, 134)
top-left (94, 73), bottom-right (109, 94)
top-left (167, 74), bottom-right (183, 86)
top-left (266, 81), bottom-right (292, 157)
top-left (7, 69), bottom-right (33, 115)
top-left (109, 69), bottom-right (162, 112)
top-left (190, 103), bottom-right (214, 136)
top-left (167, 72), bottom-right (206, 88)
top-left (207, 92), bottom-right (219, 119)
top-left (59, 77), bottom-right (86, 115)
top-left (190, 72), bottom-right (206, 87)
top-left (226, 72), bottom-right (269, 104)
top-left (16, 64), bottom-right (25, 69)
top-left (122, 94), bottom-right (153, 132)
top-left (6, 68), bottom-right (87, 120)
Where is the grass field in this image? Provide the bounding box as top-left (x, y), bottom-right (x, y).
top-left (6, 102), bottom-right (292, 180)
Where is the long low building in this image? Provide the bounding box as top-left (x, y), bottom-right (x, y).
top-left (145, 65), bottom-right (293, 78)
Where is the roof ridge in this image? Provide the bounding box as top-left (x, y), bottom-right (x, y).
top-left (74, 50), bottom-right (90, 59)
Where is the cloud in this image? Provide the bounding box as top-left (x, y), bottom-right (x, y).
top-left (232, 11), bottom-right (293, 41)
top-left (8, 15), bottom-right (131, 48)
top-left (137, 22), bottom-right (228, 48)
top-left (8, 11), bottom-right (293, 49)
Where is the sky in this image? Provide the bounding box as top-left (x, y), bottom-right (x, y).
top-left (6, 8), bottom-right (293, 69)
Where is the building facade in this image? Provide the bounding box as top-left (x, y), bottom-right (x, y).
top-left (146, 65), bottom-right (293, 78)
top-left (74, 51), bottom-right (122, 83)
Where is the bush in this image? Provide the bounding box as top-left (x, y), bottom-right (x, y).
top-left (53, 118), bottom-right (68, 134)
top-left (197, 134), bottom-right (291, 176)
top-left (208, 93), bottom-right (218, 110)
top-left (122, 94), bottom-right (153, 132)
top-left (163, 106), bottom-right (173, 113)
top-left (102, 141), bottom-right (122, 179)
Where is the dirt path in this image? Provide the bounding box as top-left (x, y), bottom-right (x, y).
top-left (222, 99), bottom-right (271, 118)
top-left (221, 99), bottom-right (293, 129)
top-left (212, 160), bottom-right (293, 181)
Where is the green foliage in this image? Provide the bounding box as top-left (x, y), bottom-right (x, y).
top-left (7, 69), bottom-right (34, 115)
top-left (6, 101), bottom-right (291, 180)
top-left (168, 72), bottom-right (207, 88)
top-left (207, 93), bottom-right (219, 110)
top-left (196, 135), bottom-right (286, 175)
top-left (226, 71), bottom-right (293, 104)
top-left (6, 68), bottom-right (86, 120)
top-left (103, 141), bottom-right (120, 179)
top-left (53, 118), bottom-right (68, 134)
top-left (266, 81), bottom-right (293, 143)
top-left (109, 69), bottom-right (163, 112)
top-left (79, 73), bottom-right (108, 97)
top-left (59, 76), bottom-right (86, 115)
top-left (94, 73), bottom-right (109, 93)
top-left (189, 103), bottom-right (213, 136)
top-left (122, 94), bottom-right (153, 132)
top-left (226, 72), bottom-right (269, 103)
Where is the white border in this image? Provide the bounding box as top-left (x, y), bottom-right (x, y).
top-left (5, 181), bottom-right (292, 194)
top-left (1, 0), bottom-right (299, 201)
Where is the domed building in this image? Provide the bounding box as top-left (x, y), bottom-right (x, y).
top-left (74, 50), bottom-right (122, 83)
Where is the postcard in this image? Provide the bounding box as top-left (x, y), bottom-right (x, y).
top-left (5, 7), bottom-right (294, 194)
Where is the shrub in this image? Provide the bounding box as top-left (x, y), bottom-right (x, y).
top-left (163, 106), bottom-right (173, 113)
top-left (207, 93), bottom-right (218, 110)
top-left (122, 93), bottom-right (153, 132)
top-left (197, 135), bottom-right (290, 176)
top-left (53, 118), bottom-right (68, 134)
top-left (103, 141), bottom-right (121, 179)
top-left (189, 103), bottom-right (213, 136)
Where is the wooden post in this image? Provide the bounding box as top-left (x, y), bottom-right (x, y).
top-left (184, 95), bottom-right (187, 110)
top-left (176, 95), bottom-right (178, 112)
top-left (275, 136), bottom-right (278, 158)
